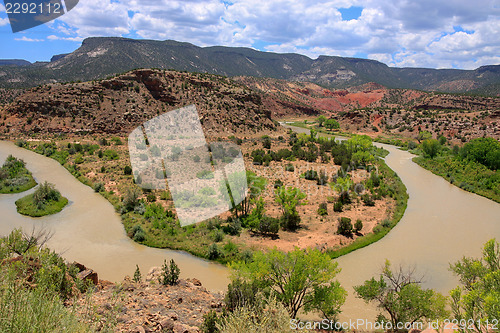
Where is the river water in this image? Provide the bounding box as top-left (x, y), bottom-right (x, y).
top-left (0, 140), bottom-right (230, 291)
top-left (1, 129), bottom-right (500, 320)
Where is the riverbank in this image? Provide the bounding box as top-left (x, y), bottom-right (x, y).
top-left (14, 128), bottom-right (407, 265)
top-left (413, 155), bottom-right (500, 204)
top-left (280, 123), bottom-right (409, 259)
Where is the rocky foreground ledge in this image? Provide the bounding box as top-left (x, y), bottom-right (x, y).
top-left (73, 266), bottom-right (224, 333)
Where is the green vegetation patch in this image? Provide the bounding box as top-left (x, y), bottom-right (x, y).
top-left (327, 159), bottom-right (409, 259)
top-left (15, 182), bottom-right (68, 217)
top-left (414, 137), bottom-right (500, 203)
top-left (414, 155), bottom-right (500, 203)
top-left (0, 155), bottom-right (37, 194)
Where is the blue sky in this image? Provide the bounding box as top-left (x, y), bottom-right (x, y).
top-left (1, 0), bottom-right (499, 69)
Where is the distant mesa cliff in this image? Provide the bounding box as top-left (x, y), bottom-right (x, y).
top-left (0, 37), bottom-right (499, 95)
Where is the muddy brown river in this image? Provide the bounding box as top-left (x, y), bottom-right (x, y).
top-left (1, 130), bottom-right (500, 320)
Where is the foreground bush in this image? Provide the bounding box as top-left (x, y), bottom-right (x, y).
top-left (230, 247), bottom-right (346, 320)
top-left (217, 296), bottom-right (298, 333)
top-left (0, 228), bottom-right (110, 332)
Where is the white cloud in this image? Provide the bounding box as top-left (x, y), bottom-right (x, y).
top-left (15, 36), bottom-right (45, 42)
top-left (47, 35), bottom-right (84, 42)
top-left (38, 0), bottom-right (500, 69)
top-left (0, 17), bottom-right (8, 27)
top-left (58, 0), bottom-right (130, 37)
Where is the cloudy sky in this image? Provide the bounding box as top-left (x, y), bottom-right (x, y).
top-left (0, 0), bottom-right (499, 69)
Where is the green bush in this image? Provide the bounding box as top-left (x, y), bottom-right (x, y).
top-left (317, 202), bottom-right (328, 216)
top-left (201, 310), bottom-right (220, 333)
top-left (103, 149), bottom-right (119, 160)
top-left (132, 225), bottom-right (146, 242)
top-left (258, 216), bottom-right (280, 235)
top-left (337, 217), bottom-right (353, 237)
top-left (208, 243), bottom-right (222, 260)
top-left (362, 194), bottom-right (375, 206)
top-left (354, 219), bottom-right (363, 233)
top-left (133, 265), bottom-right (142, 282)
top-left (223, 218), bottom-right (242, 236)
top-left (159, 259), bottom-right (180, 286)
top-left (124, 165), bottom-right (133, 175)
top-left (304, 169), bottom-right (318, 181)
top-left (333, 201), bottom-right (343, 212)
top-left (212, 229), bottom-right (225, 242)
top-left (93, 182), bottom-right (105, 193)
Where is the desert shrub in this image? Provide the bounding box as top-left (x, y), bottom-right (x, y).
top-left (206, 218), bottom-right (222, 230)
top-left (273, 179), bottom-right (283, 188)
top-left (201, 310), bottom-right (220, 333)
top-left (280, 211), bottom-right (301, 231)
top-left (317, 170), bottom-right (328, 185)
top-left (338, 191), bottom-right (351, 205)
top-left (381, 219), bottom-right (391, 228)
top-left (124, 165), bottom-right (133, 175)
top-left (333, 201), bottom-right (343, 212)
top-left (131, 225), bottom-right (146, 242)
top-left (159, 259), bottom-right (180, 286)
top-left (93, 182), bottom-right (105, 193)
top-left (258, 216), bottom-right (280, 235)
top-left (146, 193), bottom-right (156, 202)
top-left (217, 296), bottom-right (296, 333)
top-left (362, 194), bottom-right (375, 206)
top-left (262, 135), bottom-right (271, 149)
top-left (354, 219), bottom-right (363, 233)
top-left (111, 137), bottom-right (123, 145)
top-left (285, 163), bottom-right (294, 172)
top-left (208, 243), bottom-right (222, 260)
top-left (317, 202), bottom-right (328, 216)
top-left (15, 140), bottom-right (27, 148)
top-left (212, 229), bottom-right (225, 242)
top-left (337, 217), bottom-right (353, 237)
top-left (224, 279), bottom-right (262, 313)
top-left (103, 149), bottom-right (119, 160)
top-left (133, 265), bottom-right (142, 282)
top-left (370, 172), bottom-right (381, 187)
top-left (223, 218), bottom-right (242, 236)
top-left (122, 187), bottom-right (142, 212)
top-left (159, 190), bottom-right (171, 200)
top-left (304, 169), bottom-right (318, 181)
top-left (33, 181), bottom-right (61, 209)
top-left (354, 183), bottom-right (365, 195)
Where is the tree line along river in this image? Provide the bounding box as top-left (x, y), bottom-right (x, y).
top-left (1, 126), bottom-right (499, 320)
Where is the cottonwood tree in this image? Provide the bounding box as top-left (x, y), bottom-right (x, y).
top-left (221, 171), bottom-right (266, 218)
top-left (421, 139), bottom-right (441, 159)
top-left (274, 186), bottom-right (306, 230)
top-left (325, 118), bottom-right (340, 130)
top-left (316, 115), bottom-right (327, 127)
top-left (230, 247), bottom-right (346, 320)
top-left (354, 260), bottom-right (448, 333)
top-left (450, 239), bottom-right (500, 333)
